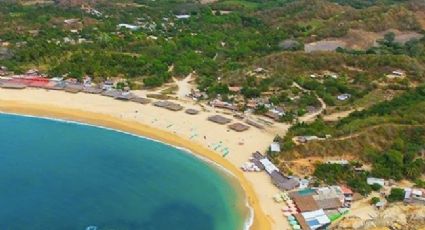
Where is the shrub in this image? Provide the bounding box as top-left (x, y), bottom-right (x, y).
top-left (371, 183), bottom-right (382, 191)
top-left (387, 188), bottom-right (405, 202)
top-left (370, 197), bottom-right (380, 205)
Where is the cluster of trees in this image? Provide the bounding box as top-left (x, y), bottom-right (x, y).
top-left (285, 85), bottom-right (425, 139)
top-left (338, 32), bottom-right (425, 59)
top-left (313, 163), bottom-right (373, 195)
top-left (0, 1), bottom-right (289, 87)
top-left (313, 161), bottom-right (420, 198)
top-left (367, 136), bottom-right (425, 181)
top-left (281, 86), bottom-right (425, 187)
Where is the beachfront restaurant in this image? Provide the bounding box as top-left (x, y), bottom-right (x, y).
top-left (255, 153), bottom-right (299, 191)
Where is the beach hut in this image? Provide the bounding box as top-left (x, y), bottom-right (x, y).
top-left (185, 109), bottom-right (199, 115)
top-left (228, 123), bottom-right (250, 132)
top-left (207, 115), bottom-right (232, 125)
top-left (130, 97), bottom-right (151, 104)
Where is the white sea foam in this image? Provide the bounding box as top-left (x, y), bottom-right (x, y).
top-left (0, 111), bottom-right (254, 230)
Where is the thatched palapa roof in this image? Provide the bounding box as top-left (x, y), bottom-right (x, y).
top-left (208, 115), bottom-right (231, 125)
top-left (185, 109), bottom-right (199, 115)
top-left (130, 97), bottom-right (151, 104)
top-left (153, 101), bottom-right (183, 111)
top-left (228, 122), bottom-right (250, 132)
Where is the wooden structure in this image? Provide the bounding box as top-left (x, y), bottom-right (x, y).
top-left (130, 97), bottom-right (151, 104)
top-left (245, 119), bottom-right (264, 129)
top-left (208, 115), bottom-right (231, 125)
top-left (0, 82), bottom-right (26, 89)
top-left (83, 87), bottom-right (103, 94)
top-left (185, 109), bottom-right (199, 115)
top-left (228, 123), bottom-right (250, 132)
top-left (64, 84), bottom-right (83, 93)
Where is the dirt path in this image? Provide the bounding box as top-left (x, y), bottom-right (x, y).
top-left (293, 82), bottom-right (327, 123)
top-left (323, 109), bottom-right (357, 121)
top-left (173, 73), bottom-right (194, 100)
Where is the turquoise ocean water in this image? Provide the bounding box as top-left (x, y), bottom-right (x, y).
top-left (0, 113), bottom-right (246, 230)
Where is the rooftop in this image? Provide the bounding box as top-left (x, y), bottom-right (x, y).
top-left (315, 198), bottom-right (342, 210)
top-left (292, 195), bottom-right (320, 212)
top-left (228, 123), bottom-right (250, 132)
top-left (185, 109), bottom-right (199, 115)
top-left (208, 115), bottom-right (232, 125)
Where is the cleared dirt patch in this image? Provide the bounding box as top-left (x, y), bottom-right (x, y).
top-left (305, 29), bottom-right (424, 52)
top-left (304, 40), bottom-right (346, 52)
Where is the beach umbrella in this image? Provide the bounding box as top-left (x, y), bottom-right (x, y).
top-left (290, 210), bottom-right (298, 214)
top-left (286, 200), bottom-right (294, 204)
top-left (288, 203), bottom-right (297, 208)
top-left (292, 225), bottom-right (301, 230)
top-left (282, 207), bottom-right (290, 211)
top-left (283, 211), bottom-right (291, 216)
top-left (287, 216), bottom-right (295, 221)
top-left (290, 220), bottom-right (298, 225)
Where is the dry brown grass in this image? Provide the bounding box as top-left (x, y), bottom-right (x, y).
top-left (415, 11), bottom-right (425, 29)
top-left (279, 124), bottom-right (425, 162)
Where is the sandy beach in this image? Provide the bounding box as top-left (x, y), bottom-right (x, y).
top-left (0, 88), bottom-right (291, 230)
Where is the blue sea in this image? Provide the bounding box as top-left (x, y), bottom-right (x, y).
top-left (0, 113), bottom-right (247, 230)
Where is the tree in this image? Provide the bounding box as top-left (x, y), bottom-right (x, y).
top-left (387, 188), bottom-right (405, 202)
top-left (371, 183), bottom-right (382, 191)
top-left (370, 197), bottom-right (380, 205)
top-left (383, 32), bottom-right (395, 44)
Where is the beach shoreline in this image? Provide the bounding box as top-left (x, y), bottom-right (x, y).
top-left (0, 98), bottom-right (273, 230)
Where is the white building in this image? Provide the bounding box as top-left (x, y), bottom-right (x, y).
top-left (176, 14), bottom-right (191, 19)
top-left (259, 158), bottom-right (279, 174)
top-left (367, 177), bottom-right (385, 187)
top-left (117, 24), bottom-right (140, 30)
top-left (270, 142), bottom-right (281, 153)
top-left (337, 93), bottom-right (351, 101)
